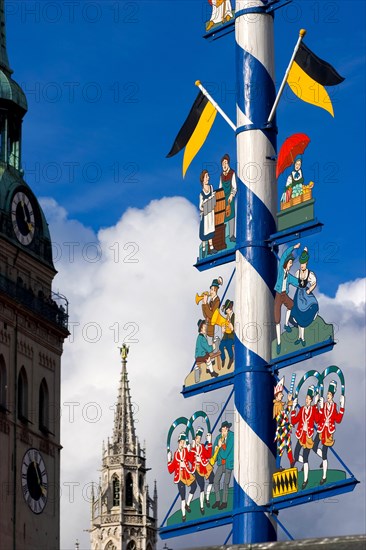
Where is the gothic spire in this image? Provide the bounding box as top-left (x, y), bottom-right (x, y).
top-left (0, 0), bottom-right (11, 74)
top-left (0, 0), bottom-right (27, 119)
top-left (113, 345), bottom-right (137, 454)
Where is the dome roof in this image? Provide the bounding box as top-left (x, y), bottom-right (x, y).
top-left (0, 69), bottom-right (28, 112)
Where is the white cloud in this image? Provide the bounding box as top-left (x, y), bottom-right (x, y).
top-left (40, 197), bottom-right (366, 549)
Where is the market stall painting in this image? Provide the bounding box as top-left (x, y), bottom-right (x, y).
top-left (276, 133), bottom-right (316, 232)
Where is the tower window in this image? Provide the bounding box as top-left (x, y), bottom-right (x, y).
top-left (8, 115), bottom-right (21, 170)
top-left (125, 473), bottom-right (133, 507)
top-left (0, 111), bottom-right (6, 163)
top-left (112, 477), bottom-right (120, 507)
top-left (17, 367), bottom-right (28, 422)
top-left (39, 378), bottom-right (49, 433)
top-left (0, 355), bottom-right (7, 411)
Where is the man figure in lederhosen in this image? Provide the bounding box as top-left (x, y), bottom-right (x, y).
top-left (201, 276), bottom-right (223, 346)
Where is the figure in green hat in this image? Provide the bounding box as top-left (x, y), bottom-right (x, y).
top-left (195, 320), bottom-right (218, 379)
top-left (219, 299), bottom-right (235, 369)
top-left (200, 275), bottom-right (223, 346)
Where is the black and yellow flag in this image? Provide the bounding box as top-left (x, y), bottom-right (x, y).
top-left (167, 91), bottom-right (217, 178)
top-left (287, 42), bottom-right (344, 116)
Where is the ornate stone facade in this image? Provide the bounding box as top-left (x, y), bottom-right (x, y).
top-left (0, 2), bottom-right (69, 548)
top-left (90, 348), bottom-right (157, 550)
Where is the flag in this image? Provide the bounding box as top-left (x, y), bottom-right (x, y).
top-left (287, 42), bottom-right (344, 117)
top-left (166, 91), bottom-right (217, 178)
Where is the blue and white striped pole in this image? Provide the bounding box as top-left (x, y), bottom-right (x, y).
top-left (233, 0), bottom-right (277, 543)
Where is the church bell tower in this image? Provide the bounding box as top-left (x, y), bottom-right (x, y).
top-left (90, 346), bottom-right (158, 550)
top-left (0, 1), bottom-right (69, 548)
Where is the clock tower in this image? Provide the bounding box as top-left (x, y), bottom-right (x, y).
top-left (0, 2), bottom-right (69, 549)
top-left (90, 346), bottom-right (158, 550)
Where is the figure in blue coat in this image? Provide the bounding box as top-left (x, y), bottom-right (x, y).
top-left (274, 243), bottom-right (301, 354)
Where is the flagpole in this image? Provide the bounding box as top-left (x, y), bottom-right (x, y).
top-left (267, 29), bottom-right (306, 123)
top-left (195, 80), bottom-right (236, 132)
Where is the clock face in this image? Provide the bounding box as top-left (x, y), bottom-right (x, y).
top-left (21, 448), bottom-right (48, 514)
top-left (11, 190), bottom-right (36, 246)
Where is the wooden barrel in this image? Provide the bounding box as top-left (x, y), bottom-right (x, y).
top-left (214, 188), bottom-right (226, 226)
top-left (213, 188), bottom-right (227, 251)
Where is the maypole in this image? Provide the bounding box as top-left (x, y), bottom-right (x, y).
top-left (233, 0), bottom-right (277, 543)
top-left (161, 0), bottom-right (357, 546)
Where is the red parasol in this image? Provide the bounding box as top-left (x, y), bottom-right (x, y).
top-left (276, 133), bottom-right (311, 179)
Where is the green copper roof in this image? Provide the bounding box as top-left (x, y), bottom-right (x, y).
top-left (0, 0), bottom-right (27, 112)
top-left (0, 0), bottom-right (11, 73)
top-left (0, 70), bottom-right (28, 110)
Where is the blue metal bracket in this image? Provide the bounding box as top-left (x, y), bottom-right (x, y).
top-left (204, 18), bottom-right (235, 42)
top-left (268, 219), bottom-right (324, 248)
top-left (270, 339), bottom-right (335, 372)
top-left (266, 0), bottom-right (293, 14)
top-left (236, 0), bottom-right (292, 18)
top-left (236, 122), bottom-right (278, 135)
top-left (195, 249), bottom-right (236, 272)
top-left (270, 477), bottom-right (359, 511)
top-left (223, 529), bottom-right (233, 544)
top-left (204, 0), bottom-right (292, 41)
top-left (159, 510), bottom-right (233, 539)
top-left (273, 515), bottom-right (295, 540)
top-left (182, 371), bottom-right (234, 398)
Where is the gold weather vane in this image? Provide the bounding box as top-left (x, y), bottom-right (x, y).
top-left (119, 344), bottom-right (129, 361)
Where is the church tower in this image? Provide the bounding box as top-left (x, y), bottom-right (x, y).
top-left (0, 1), bottom-right (69, 549)
top-left (90, 346), bottom-right (158, 550)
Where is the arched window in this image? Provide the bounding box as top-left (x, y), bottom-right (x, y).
top-left (138, 497), bottom-right (143, 515)
top-left (18, 367), bottom-right (28, 421)
top-left (125, 473), bottom-right (133, 507)
top-left (139, 474), bottom-right (144, 491)
top-left (39, 378), bottom-right (49, 433)
top-left (126, 541), bottom-right (136, 550)
top-left (112, 477), bottom-right (120, 507)
top-left (0, 355), bottom-right (7, 411)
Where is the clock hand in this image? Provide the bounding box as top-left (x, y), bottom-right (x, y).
top-left (33, 461), bottom-right (41, 484)
top-left (20, 200), bottom-right (28, 222)
top-left (33, 461), bottom-right (47, 496)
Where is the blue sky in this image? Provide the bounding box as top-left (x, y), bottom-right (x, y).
top-left (5, 1), bottom-right (365, 548)
top-left (7, 0), bottom-right (365, 295)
